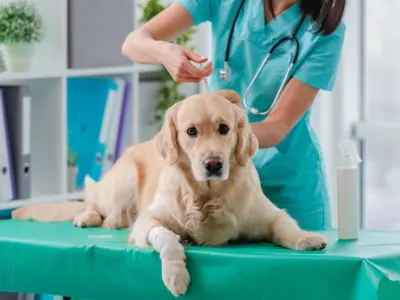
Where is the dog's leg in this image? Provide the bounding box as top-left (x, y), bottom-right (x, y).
top-left (267, 209), bottom-right (327, 250)
top-left (244, 198), bottom-right (327, 251)
top-left (129, 211), bottom-right (190, 297)
top-left (102, 209), bottom-right (132, 229)
top-left (73, 205), bottom-right (102, 228)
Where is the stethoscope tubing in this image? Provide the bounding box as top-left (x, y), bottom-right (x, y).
top-left (221, 0), bottom-right (305, 116)
top-left (243, 37), bottom-right (299, 115)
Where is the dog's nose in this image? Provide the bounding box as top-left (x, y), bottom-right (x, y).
top-left (204, 156), bottom-right (223, 176)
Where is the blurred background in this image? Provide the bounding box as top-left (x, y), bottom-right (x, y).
top-left (313, 0), bottom-right (400, 231)
top-left (360, 0), bottom-right (400, 230)
top-left (0, 0), bottom-right (398, 299)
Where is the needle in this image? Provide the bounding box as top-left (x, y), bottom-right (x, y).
top-left (199, 62), bottom-right (210, 92)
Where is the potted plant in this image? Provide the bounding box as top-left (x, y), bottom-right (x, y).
top-left (0, 0), bottom-right (44, 71)
top-left (139, 0), bottom-right (197, 124)
top-left (67, 150), bottom-right (78, 193)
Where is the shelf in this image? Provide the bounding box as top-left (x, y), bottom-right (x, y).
top-left (0, 192), bottom-right (84, 210)
top-left (0, 70), bottom-right (64, 82)
top-left (67, 64), bottom-right (162, 77)
top-left (67, 66), bottom-right (136, 77)
top-left (134, 64), bottom-right (164, 73)
top-left (0, 65), bottom-right (163, 82)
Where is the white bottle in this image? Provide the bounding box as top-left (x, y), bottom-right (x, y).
top-left (337, 139), bottom-right (362, 240)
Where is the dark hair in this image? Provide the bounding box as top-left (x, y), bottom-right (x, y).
top-left (268, 0), bottom-right (347, 35)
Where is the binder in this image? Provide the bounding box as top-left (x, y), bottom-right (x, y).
top-left (0, 88), bottom-right (16, 202)
top-left (2, 85), bottom-right (31, 199)
top-left (89, 78), bottom-right (126, 179)
top-left (114, 81), bottom-right (132, 161)
top-left (101, 78), bottom-right (126, 175)
top-left (88, 85), bottom-right (117, 180)
top-left (67, 77), bottom-right (119, 187)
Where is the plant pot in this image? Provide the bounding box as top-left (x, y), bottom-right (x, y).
top-left (3, 43), bottom-right (34, 72)
top-left (67, 166), bottom-right (77, 193)
top-left (0, 50), bottom-right (7, 73)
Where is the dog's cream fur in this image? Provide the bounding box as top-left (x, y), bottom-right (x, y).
top-left (13, 90), bottom-right (327, 296)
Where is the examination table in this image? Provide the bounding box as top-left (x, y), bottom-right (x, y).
top-left (0, 219), bottom-right (399, 300)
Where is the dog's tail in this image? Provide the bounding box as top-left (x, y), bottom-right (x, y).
top-left (12, 201), bottom-right (86, 222)
top-left (11, 175), bottom-right (99, 222)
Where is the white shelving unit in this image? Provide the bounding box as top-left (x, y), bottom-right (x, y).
top-left (0, 0), bottom-right (206, 210)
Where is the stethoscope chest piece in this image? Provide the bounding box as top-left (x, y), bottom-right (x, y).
top-left (219, 62), bottom-right (232, 82)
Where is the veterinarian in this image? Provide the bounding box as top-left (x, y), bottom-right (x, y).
top-left (122, 0), bottom-right (346, 231)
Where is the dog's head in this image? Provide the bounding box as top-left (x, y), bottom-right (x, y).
top-left (154, 89), bottom-right (258, 181)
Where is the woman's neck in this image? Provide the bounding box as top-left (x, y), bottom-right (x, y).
top-left (265, 0), bottom-right (298, 22)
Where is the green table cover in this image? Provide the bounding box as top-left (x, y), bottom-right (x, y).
top-left (0, 220), bottom-right (399, 300)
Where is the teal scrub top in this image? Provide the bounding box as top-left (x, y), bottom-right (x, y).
top-left (176, 0), bottom-right (345, 230)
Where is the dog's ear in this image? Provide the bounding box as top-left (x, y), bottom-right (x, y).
top-left (214, 89), bottom-right (241, 106)
top-left (153, 102), bottom-right (181, 165)
top-left (235, 114), bottom-right (258, 167)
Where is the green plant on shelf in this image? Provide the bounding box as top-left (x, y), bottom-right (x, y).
top-left (140, 0), bottom-right (197, 124)
top-left (0, 0), bottom-right (44, 44)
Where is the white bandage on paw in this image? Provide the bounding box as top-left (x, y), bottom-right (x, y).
top-left (148, 226), bottom-right (184, 261)
top-left (148, 226), bottom-right (190, 296)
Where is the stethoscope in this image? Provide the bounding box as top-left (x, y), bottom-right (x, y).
top-left (219, 0), bottom-right (306, 115)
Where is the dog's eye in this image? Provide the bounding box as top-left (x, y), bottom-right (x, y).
top-left (187, 126), bottom-right (198, 137)
top-left (218, 124), bottom-right (229, 135)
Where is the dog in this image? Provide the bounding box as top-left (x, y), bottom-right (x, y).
top-left (13, 89), bottom-right (327, 296)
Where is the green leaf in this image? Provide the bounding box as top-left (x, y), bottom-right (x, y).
top-left (0, 0), bottom-right (44, 44)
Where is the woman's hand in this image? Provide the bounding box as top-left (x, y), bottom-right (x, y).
top-left (159, 42), bottom-right (213, 83)
top-left (122, 3), bottom-right (213, 83)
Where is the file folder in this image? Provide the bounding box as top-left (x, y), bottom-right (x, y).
top-left (101, 78), bottom-right (126, 176)
top-left (67, 77), bottom-right (119, 187)
top-left (89, 81), bottom-right (119, 180)
top-left (2, 85), bottom-right (31, 199)
top-left (115, 81), bottom-right (132, 161)
top-left (0, 89), bottom-right (15, 202)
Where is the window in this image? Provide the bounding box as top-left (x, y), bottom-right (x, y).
top-left (358, 0), bottom-right (400, 230)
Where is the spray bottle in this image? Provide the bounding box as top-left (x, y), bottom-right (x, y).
top-left (337, 139), bottom-right (362, 240)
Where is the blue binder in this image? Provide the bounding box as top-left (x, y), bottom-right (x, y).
top-left (67, 77), bottom-right (119, 188)
top-left (90, 78), bottom-right (126, 180)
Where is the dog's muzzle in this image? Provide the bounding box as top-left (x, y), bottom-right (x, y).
top-left (203, 156), bottom-right (224, 178)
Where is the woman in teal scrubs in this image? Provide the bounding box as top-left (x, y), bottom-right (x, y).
top-left (122, 0), bottom-right (346, 230)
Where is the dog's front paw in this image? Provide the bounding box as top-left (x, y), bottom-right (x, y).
top-left (162, 260), bottom-right (190, 297)
top-left (73, 211), bottom-right (102, 228)
top-left (102, 216), bottom-right (128, 229)
top-left (295, 232), bottom-right (327, 251)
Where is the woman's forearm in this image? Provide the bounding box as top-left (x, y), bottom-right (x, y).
top-left (122, 29), bottom-right (168, 65)
top-left (251, 120), bottom-right (290, 149)
top-left (122, 3), bottom-right (196, 65)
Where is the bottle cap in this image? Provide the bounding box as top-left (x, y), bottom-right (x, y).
top-left (338, 139), bottom-right (362, 168)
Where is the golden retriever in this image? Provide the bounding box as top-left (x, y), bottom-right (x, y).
top-left (13, 90), bottom-right (327, 296)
